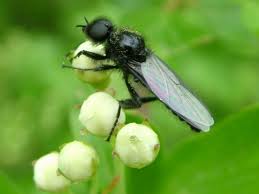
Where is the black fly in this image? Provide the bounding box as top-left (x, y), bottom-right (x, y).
top-left (63, 17), bottom-right (214, 140)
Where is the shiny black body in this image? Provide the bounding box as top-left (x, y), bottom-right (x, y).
top-left (106, 30), bottom-right (148, 64)
top-left (66, 17), bottom-right (214, 140)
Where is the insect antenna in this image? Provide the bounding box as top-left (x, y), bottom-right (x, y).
top-left (84, 16), bottom-right (89, 24)
top-left (75, 16), bottom-right (89, 29)
top-left (75, 24), bottom-right (86, 28)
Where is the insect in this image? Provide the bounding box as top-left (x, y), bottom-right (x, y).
top-left (64, 17), bottom-right (214, 140)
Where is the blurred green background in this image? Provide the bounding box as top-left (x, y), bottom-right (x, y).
top-left (0, 0), bottom-right (258, 194)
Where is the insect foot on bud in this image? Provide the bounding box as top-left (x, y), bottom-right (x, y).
top-left (58, 141), bottom-right (99, 182)
top-left (33, 152), bottom-right (71, 192)
top-left (71, 41), bottom-right (113, 88)
top-left (79, 92), bottom-right (126, 138)
top-left (114, 123), bottom-right (160, 169)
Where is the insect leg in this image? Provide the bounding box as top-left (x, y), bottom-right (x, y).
top-left (106, 73), bottom-right (143, 141)
top-left (74, 50), bottom-right (108, 60)
top-left (106, 104), bottom-right (122, 142)
top-left (105, 97), bottom-right (157, 141)
top-left (119, 97), bottom-right (157, 109)
top-left (124, 73), bottom-right (143, 107)
top-left (120, 73), bottom-right (158, 109)
top-left (62, 64), bottom-right (119, 71)
top-left (107, 74), bottom-right (158, 140)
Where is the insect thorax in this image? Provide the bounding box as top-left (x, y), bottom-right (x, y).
top-left (106, 29), bottom-right (147, 64)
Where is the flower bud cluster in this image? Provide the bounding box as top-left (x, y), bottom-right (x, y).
top-left (33, 41), bottom-right (161, 192)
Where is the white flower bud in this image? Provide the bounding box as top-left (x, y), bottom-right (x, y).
top-left (72, 41), bottom-right (113, 87)
top-left (79, 92), bottom-right (126, 137)
top-left (114, 123), bottom-right (160, 169)
top-left (33, 152), bottom-right (71, 192)
top-left (58, 141), bottom-right (98, 182)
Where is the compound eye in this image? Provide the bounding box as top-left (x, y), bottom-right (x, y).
top-left (87, 19), bottom-right (113, 42)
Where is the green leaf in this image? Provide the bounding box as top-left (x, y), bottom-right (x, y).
top-left (126, 104), bottom-right (259, 194)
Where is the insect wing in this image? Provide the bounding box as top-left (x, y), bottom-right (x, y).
top-left (140, 54), bottom-right (214, 131)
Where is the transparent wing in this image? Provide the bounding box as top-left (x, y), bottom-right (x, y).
top-left (140, 54), bottom-right (214, 131)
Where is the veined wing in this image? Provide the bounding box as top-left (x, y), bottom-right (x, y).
top-left (139, 54), bottom-right (214, 131)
